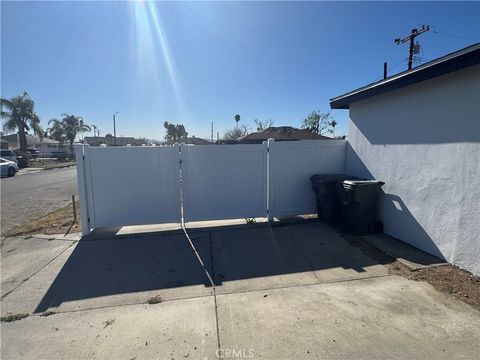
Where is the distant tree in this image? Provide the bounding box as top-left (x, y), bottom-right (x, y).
top-left (301, 111), bottom-right (336, 135)
top-left (254, 119), bottom-right (274, 131)
top-left (234, 114), bottom-right (240, 129)
top-left (1, 92), bottom-right (43, 151)
top-left (47, 121), bottom-right (67, 146)
top-left (48, 114), bottom-right (90, 154)
top-left (163, 121), bottom-right (188, 143)
top-left (224, 124), bottom-right (250, 140)
top-left (105, 133), bottom-right (113, 138)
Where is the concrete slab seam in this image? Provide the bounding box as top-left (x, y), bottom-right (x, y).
top-left (1, 241), bottom-right (77, 300)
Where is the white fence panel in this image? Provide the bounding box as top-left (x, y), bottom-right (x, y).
top-left (181, 144), bottom-right (267, 222)
top-left (76, 141), bottom-right (348, 235)
top-left (269, 140), bottom-right (347, 218)
top-left (76, 145), bottom-right (181, 232)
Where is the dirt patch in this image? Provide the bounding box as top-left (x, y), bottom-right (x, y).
top-left (147, 295), bottom-right (163, 304)
top-left (28, 161), bottom-right (76, 170)
top-left (41, 310), bottom-right (58, 317)
top-left (41, 162), bottom-right (75, 170)
top-left (389, 263), bottom-right (480, 310)
top-left (1, 313), bottom-right (29, 322)
top-left (340, 232), bottom-right (480, 311)
top-left (3, 203), bottom-right (80, 237)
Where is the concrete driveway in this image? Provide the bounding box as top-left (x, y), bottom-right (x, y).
top-left (1, 222), bottom-right (479, 359)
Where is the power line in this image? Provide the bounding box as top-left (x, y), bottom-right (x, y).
top-left (432, 30), bottom-right (479, 42)
top-left (373, 59), bottom-right (407, 82)
top-left (389, 59), bottom-right (408, 72)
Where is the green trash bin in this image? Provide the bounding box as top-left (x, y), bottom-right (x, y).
top-left (336, 180), bottom-right (385, 235)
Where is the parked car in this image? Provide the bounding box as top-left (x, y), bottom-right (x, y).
top-left (0, 149), bottom-right (17, 163)
top-left (26, 148), bottom-right (40, 158)
top-left (52, 151), bottom-right (71, 161)
top-left (0, 157), bottom-right (19, 177)
top-left (12, 149), bottom-right (30, 168)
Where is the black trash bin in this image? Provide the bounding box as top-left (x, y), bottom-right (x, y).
top-left (336, 180), bottom-right (385, 235)
top-left (310, 174), bottom-right (355, 225)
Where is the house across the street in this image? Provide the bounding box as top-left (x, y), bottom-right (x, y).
top-left (237, 126), bottom-right (332, 144)
top-left (185, 136), bottom-right (212, 145)
top-left (1, 133), bottom-right (64, 156)
top-left (330, 42), bottom-right (480, 275)
top-left (84, 136), bottom-right (148, 147)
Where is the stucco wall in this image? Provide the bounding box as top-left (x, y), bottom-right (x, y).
top-left (346, 64), bottom-right (480, 275)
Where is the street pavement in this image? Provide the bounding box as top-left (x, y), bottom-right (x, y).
top-left (1, 167), bottom-right (78, 234)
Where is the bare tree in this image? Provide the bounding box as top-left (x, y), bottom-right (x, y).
top-left (254, 119), bottom-right (274, 131)
top-left (301, 111), bottom-right (337, 135)
top-left (224, 124), bottom-right (249, 140)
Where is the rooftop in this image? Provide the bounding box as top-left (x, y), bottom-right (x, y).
top-left (238, 126), bottom-right (332, 142)
top-left (330, 43), bottom-right (480, 109)
top-left (1, 133), bottom-right (59, 145)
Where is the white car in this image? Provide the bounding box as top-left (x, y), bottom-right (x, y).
top-left (0, 157), bottom-right (19, 177)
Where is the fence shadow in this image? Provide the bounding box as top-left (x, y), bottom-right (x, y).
top-left (34, 221), bottom-right (384, 313)
top-left (34, 231), bottom-right (212, 313)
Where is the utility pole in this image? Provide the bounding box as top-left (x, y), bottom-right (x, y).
top-left (211, 122), bottom-right (214, 143)
top-left (395, 25), bottom-right (430, 70)
top-left (113, 112), bottom-right (119, 146)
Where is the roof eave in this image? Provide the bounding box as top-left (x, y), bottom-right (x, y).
top-left (330, 43), bottom-right (480, 110)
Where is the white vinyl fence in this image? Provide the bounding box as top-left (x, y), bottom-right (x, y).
top-left (268, 140), bottom-right (347, 218)
top-left (75, 145), bottom-right (181, 234)
top-left (76, 140), bottom-right (346, 235)
top-left (181, 144), bottom-right (268, 222)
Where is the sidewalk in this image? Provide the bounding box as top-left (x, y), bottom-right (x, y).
top-left (17, 168), bottom-right (43, 176)
top-left (18, 162), bottom-right (76, 175)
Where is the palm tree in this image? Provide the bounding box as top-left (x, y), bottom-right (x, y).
top-left (47, 120), bottom-right (66, 146)
top-left (1, 92), bottom-right (43, 152)
top-left (234, 114), bottom-right (240, 129)
top-left (48, 114), bottom-right (90, 155)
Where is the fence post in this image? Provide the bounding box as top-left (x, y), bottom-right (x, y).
top-left (75, 144), bottom-right (91, 236)
top-left (267, 138), bottom-right (275, 222)
top-left (178, 142), bottom-right (185, 225)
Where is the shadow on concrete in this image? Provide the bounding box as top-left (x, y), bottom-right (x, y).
top-left (211, 222), bottom-right (374, 284)
top-left (34, 220), bottom-right (385, 313)
top-left (34, 231), bottom-right (212, 313)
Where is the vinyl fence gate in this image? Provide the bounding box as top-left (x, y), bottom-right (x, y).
top-left (76, 140), bottom-right (347, 235)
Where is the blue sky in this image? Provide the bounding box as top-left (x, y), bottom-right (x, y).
top-left (1, 1), bottom-right (479, 140)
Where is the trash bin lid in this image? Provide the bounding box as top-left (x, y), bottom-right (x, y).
top-left (342, 180), bottom-right (385, 187)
